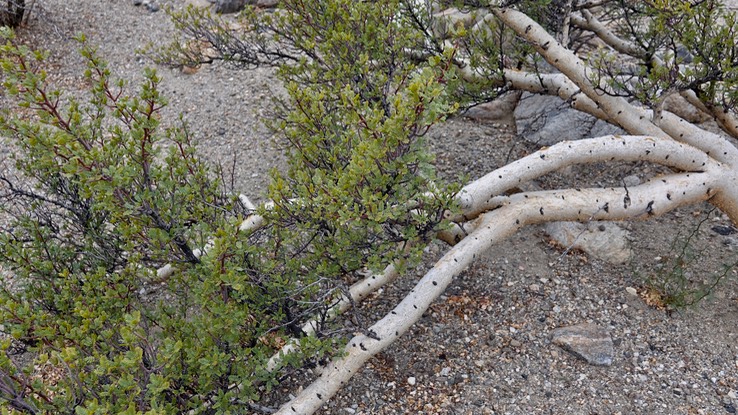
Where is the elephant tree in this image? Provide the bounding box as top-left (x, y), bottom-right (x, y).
top-left (2, 0), bottom-right (738, 414)
top-left (161, 1), bottom-right (738, 412)
top-left (164, 0), bottom-right (738, 413)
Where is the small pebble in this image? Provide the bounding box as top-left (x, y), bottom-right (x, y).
top-left (407, 376), bottom-right (416, 386)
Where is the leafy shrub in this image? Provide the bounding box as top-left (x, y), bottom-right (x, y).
top-left (643, 209), bottom-right (738, 309)
top-left (0, 0), bottom-right (457, 408)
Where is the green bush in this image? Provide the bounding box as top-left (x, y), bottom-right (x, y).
top-left (0, 0), bottom-right (457, 408)
top-left (643, 209), bottom-right (738, 309)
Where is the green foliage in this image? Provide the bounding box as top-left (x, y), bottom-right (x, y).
top-left (642, 209), bottom-right (737, 309)
top-left (0, 0), bottom-right (460, 410)
top-left (593, 0), bottom-right (738, 111)
top-left (0, 30), bottom-right (343, 414)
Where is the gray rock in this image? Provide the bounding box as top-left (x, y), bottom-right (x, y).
top-left (215, 0), bottom-right (247, 13)
top-left (463, 91), bottom-right (521, 124)
top-left (514, 93), bottom-right (625, 145)
top-left (256, 0), bottom-right (278, 7)
top-left (622, 174), bottom-right (641, 187)
top-left (431, 8), bottom-right (483, 39)
top-left (545, 221), bottom-right (632, 264)
top-left (215, 0), bottom-right (277, 13)
top-left (551, 323), bottom-right (614, 366)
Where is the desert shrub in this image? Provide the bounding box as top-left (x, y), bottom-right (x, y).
top-left (643, 209), bottom-right (738, 309)
top-left (0, 3), bottom-right (456, 409)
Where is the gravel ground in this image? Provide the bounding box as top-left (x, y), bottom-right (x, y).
top-left (4, 1), bottom-right (738, 414)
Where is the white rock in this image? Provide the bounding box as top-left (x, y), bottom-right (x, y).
top-left (407, 376), bottom-right (416, 386)
top-left (545, 221), bottom-right (632, 264)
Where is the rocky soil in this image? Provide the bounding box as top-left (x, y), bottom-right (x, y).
top-left (4, 1), bottom-right (738, 414)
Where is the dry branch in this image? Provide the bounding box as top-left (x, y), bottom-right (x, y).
top-left (276, 170), bottom-right (715, 414)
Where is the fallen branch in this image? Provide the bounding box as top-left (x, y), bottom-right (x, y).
top-left (275, 171), bottom-right (714, 414)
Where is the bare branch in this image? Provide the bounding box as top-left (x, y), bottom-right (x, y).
top-left (457, 134), bottom-right (722, 219)
top-left (275, 171), bottom-right (715, 414)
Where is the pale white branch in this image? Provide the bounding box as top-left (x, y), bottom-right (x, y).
top-left (275, 172), bottom-right (715, 415)
top-left (500, 69), bottom-right (738, 165)
top-left (492, 7), bottom-right (667, 139)
top-left (457, 134), bottom-right (723, 219)
top-left (266, 262), bottom-right (401, 372)
top-left (570, 10), bottom-right (645, 58)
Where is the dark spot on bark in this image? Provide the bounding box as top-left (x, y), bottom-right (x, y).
top-left (603, 202), bottom-right (609, 213)
top-left (667, 193), bottom-right (672, 200)
top-left (317, 394), bottom-right (322, 400)
top-left (413, 305), bottom-right (418, 309)
top-left (540, 154), bottom-right (546, 159)
top-left (540, 207), bottom-right (544, 215)
top-left (665, 155), bottom-right (669, 160)
top-left (432, 281), bottom-right (438, 286)
top-left (646, 200), bottom-right (655, 215)
top-left (515, 219), bottom-right (520, 224)
top-left (360, 343), bottom-right (367, 351)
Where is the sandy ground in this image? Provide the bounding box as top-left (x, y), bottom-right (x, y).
top-left (3, 1), bottom-right (738, 414)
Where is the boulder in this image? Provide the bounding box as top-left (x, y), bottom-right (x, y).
top-left (215, 0), bottom-right (247, 13)
top-left (215, 0), bottom-right (278, 13)
top-left (462, 91), bottom-right (522, 124)
top-left (545, 221), bottom-right (632, 264)
top-left (514, 93), bottom-right (624, 145)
